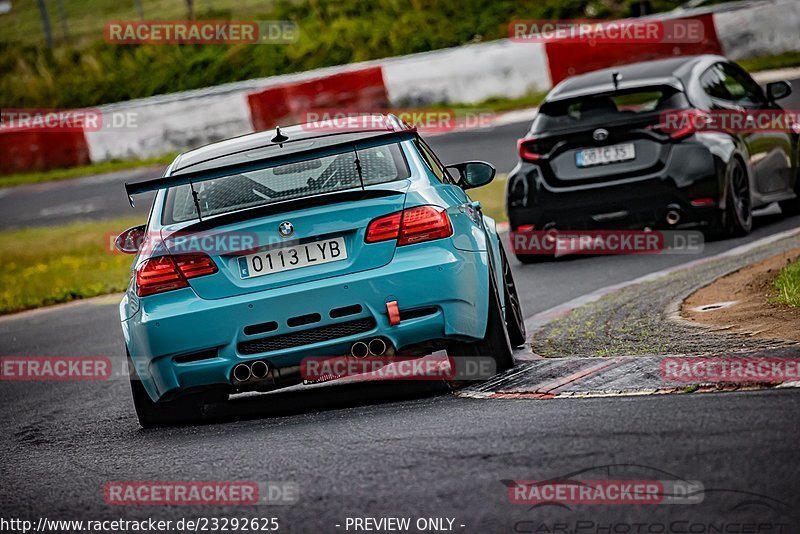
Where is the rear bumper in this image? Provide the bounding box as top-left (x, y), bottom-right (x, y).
top-left (507, 142), bottom-right (725, 231)
top-left (121, 244), bottom-right (489, 402)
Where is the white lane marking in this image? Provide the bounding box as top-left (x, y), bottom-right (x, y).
top-left (523, 226), bottom-right (800, 334)
top-left (38, 203), bottom-right (98, 217)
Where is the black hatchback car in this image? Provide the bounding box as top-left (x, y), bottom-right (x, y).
top-left (507, 55), bottom-right (799, 262)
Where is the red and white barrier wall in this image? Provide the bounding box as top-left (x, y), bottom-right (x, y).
top-left (2, 0), bottom-right (799, 174)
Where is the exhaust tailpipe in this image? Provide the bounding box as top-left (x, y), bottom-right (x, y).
top-left (251, 360), bottom-right (269, 380)
top-left (368, 338), bottom-right (387, 356)
top-left (666, 210), bottom-right (681, 225)
top-left (350, 341), bottom-right (369, 359)
top-left (232, 363), bottom-right (252, 383)
top-left (665, 205), bottom-right (682, 226)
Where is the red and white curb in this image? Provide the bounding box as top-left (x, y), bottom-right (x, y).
top-left (467, 227), bottom-right (800, 400)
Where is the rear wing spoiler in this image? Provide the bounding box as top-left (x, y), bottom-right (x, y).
top-left (124, 129), bottom-right (417, 207)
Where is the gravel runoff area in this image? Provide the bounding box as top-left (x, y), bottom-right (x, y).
top-left (530, 233), bottom-right (800, 358)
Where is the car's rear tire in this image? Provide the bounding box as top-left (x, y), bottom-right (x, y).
top-left (709, 158), bottom-right (752, 238)
top-left (127, 351), bottom-right (205, 428)
top-left (500, 246), bottom-right (527, 348)
top-left (450, 273), bottom-right (515, 375)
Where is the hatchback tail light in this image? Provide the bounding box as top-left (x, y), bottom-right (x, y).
top-left (656, 109), bottom-right (711, 140)
top-left (517, 138), bottom-right (541, 161)
top-left (136, 253), bottom-right (218, 297)
top-left (365, 206), bottom-right (453, 246)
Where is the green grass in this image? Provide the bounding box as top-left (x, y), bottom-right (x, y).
top-left (0, 154), bottom-right (175, 189)
top-left (739, 51), bottom-right (800, 73)
top-left (468, 174), bottom-right (507, 223)
top-left (436, 92), bottom-right (546, 114)
top-left (773, 258), bottom-right (800, 308)
top-left (0, 217), bottom-right (143, 315)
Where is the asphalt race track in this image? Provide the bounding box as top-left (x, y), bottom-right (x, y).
top-left (2, 89), bottom-right (800, 530)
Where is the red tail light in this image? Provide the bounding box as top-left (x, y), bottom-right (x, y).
top-left (517, 138), bottom-right (541, 161)
top-left (365, 206), bottom-right (453, 246)
top-left (656, 109), bottom-right (711, 140)
top-left (136, 253), bottom-right (217, 297)
top-left (365, 211), bottom-right (402, 243)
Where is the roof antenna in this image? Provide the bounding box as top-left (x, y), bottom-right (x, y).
top-left (612, 71), bottom-right (621, 90)
top-left (271, 126), bottom-right (289, 147)
top-left (352, 145), bottom-right (365, 191)
top-left (188, 177), bottom-right (203, 222)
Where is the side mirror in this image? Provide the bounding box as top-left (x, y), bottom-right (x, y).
top-left (766, 81), bottom-right (791, 102)
top-left (445, 161), bottom-right (496, 189)
top-left (115, 224), bottom-right (146, 254)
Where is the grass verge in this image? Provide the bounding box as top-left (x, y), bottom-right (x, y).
top-left (0, 154), bottom-right (174, 189)
top-left (0, 217), bottom-right (143, 315)
top-left (740, 51), bottom-right (800, 73)
top-left (773, 258), bottom-right (800, 308)
top-left (440, 92), bottom-right (546, 114)
top-left (468, 174), bottom-right (507, 223)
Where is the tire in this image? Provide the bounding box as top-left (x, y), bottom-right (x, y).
top-left (500, 246), bottom-right (527, 348)
top-left (710, 158), bottom-right (752, 238)
top-left (450, 273), bottom-right (515, 375)
top-left (127, 352), bottom-right (205, 428)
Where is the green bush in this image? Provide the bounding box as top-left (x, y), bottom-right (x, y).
top-left (0, 0), bottom-right (691, 109)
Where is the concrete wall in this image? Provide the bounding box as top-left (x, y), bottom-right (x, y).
top-left (382, 40), bottom-right (549, 106)
top-left (714, 0), bottom-right (800, 59)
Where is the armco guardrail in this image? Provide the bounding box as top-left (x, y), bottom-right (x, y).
top-left (1, 0), bottom-right (798, 174)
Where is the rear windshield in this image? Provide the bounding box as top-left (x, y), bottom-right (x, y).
top-left (163, 143), bottom-right (409, 224)
top-left (532, 86), bottom-right (688, 133)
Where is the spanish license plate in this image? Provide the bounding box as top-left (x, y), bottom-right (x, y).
top-left (575, 143), bottom-right (636, 167)
top-left (237, 237), bottom-right (347, 279)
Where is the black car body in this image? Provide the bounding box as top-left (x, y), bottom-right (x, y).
top-left (506, 55), bottom-right (799, 261)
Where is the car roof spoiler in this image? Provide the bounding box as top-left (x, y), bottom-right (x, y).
top-left (123, 129), bottom-right (417, 207)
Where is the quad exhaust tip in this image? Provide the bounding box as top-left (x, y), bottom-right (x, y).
top-left (368, 338), bottom-right (387, 356)
top-left (351, 338), bottom-right (388, 358)
top-left (350, 341), bottom-right (369, 359)
top-left (232, 363), bottom-right (252, 383)
top-left (251, 360), bottom-right (269, 379)
top-left (233, 360), bottom-right (271, 383)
